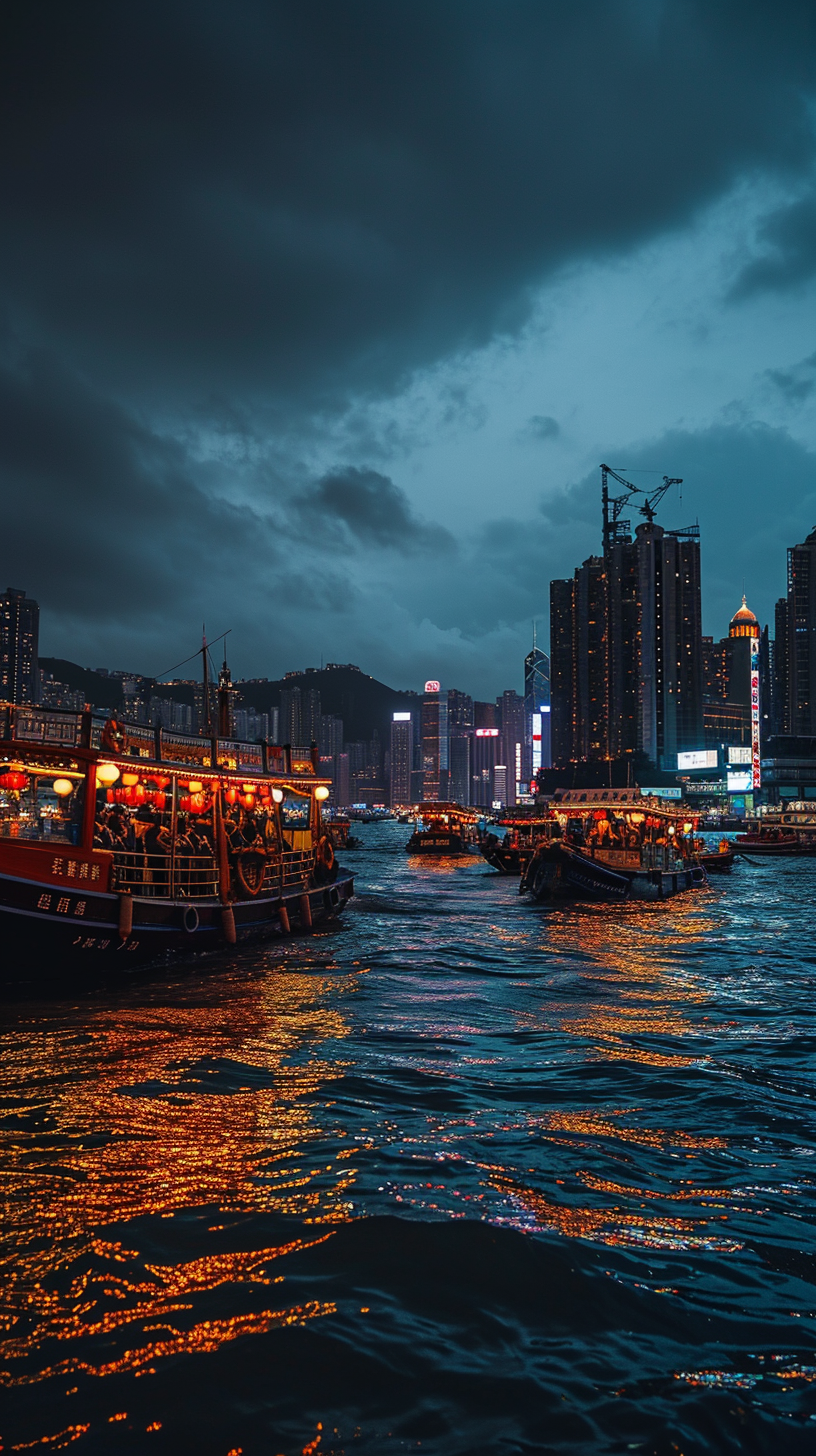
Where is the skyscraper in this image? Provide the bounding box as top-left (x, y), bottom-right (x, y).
top-left (390, 711), bottom-right (414, 805)
top-left (524, 631), bottom-right (551, 777)
top-left (279, 685), bottom-right (301, 745)
top-left (471, 728), bottom-right (502, 806)
top-left (0, 588), bottom-right (39, 705)
top-left (446, 688), bottom-right (473, 806)
top-left (421, 682), bottom-right (448, 801)
top-left (785, 526), bottom-right (816, 735)
top-left (549, 489), bottom-right (703, 770)
top-left (498, 689), bottom-right (524, 804)
top-left (549, 577), bottom-right (574, 766)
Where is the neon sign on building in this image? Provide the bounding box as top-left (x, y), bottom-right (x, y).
top-left (750, 638), bottom-right (761, 789)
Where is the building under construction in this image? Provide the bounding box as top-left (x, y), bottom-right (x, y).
top-left (550, 466), bottom-right (704, 772)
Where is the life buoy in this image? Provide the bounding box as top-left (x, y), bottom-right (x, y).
top-left (235, 847), bottom-right (267, 898)
top-left (101, 718), bottom-right (127, 754)
top-left (313, 835), bottom-right (337, 884)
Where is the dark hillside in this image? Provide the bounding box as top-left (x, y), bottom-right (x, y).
top-left (237, 666), bottom-right (420, 744)
top-left (39, 659), bottom-right (122, 709)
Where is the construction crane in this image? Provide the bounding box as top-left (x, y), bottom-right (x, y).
top-left (600, 464), bottom-right (683, 553)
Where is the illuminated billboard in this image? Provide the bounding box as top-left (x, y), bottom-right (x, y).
top-left (475, 728), bottom-right (499, 737)
top-left (532, 711), bottom-right (542, 772)
top-left (728, 746), bottom-right (751, 765)
top-left (424, 680), bottom-right (440, 693)
top-left (392, 712), bottom-right (412, 722)
top-left (727, 770), bottom-right (752, 793)
top-left (750, 638), bottom-right (761, 788)
top-left (677, 750), bottom-right (718, 770)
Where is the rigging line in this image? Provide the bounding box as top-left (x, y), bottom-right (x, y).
top-left (154, 630), bottom-right (230, 682)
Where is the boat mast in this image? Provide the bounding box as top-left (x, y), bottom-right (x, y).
top-left (201, 626), bottom-right (212, 736)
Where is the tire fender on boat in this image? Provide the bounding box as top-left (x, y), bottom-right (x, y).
top-left (118, 892), bottom-right (133, 939)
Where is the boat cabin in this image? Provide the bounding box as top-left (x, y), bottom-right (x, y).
top-left (0, 702), bottom-right (334, 902)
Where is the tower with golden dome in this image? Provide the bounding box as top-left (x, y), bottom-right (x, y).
top-left (728, 596), bottom-right (760, 641)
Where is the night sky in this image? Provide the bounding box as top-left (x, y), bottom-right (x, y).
top-left (3, 2), bottom-right (815, 698)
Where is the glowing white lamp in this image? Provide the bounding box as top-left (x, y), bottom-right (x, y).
top-left (271, 787), bottom-right (284, 804)
top-left (52, 778), bottom-right (74, 798)
top-left (314, 786), bottom-right (330, 801)
top-left (97, 762), bottom-right (120, 785)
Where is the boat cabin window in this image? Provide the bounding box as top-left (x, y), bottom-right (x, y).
top-left (0, 764), bottom-right (85, 845)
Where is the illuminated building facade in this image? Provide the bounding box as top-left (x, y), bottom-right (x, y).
top-left (471, 728), bottom-right (502, 807)
top-left (550, 516), bottom-right (704, 771)
top-left (390, 711), bottom-right (414, 805)
top-left (549, 578), bottom-right (574, 768)
top-left (523, 638), bottom-right (551, 777)
top-left (446, 689), bottom-right (473, 805)
top-left (498, 689), bottom-right (524, 805)
top-left (0, 587), bottom-right (39, 705)
top-left (421, 681), bottom-right (448, 801)
top-left (784, 526), bottom-right (816, 735)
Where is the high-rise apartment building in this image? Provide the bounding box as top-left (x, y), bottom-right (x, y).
top-left (550, 500), bottom-right (703, 770)
top-left (498, 689), bottom-right (524, 804)
top-left (785, 527), bottom-right (816, 735)
top-left (302, 688), bottom-right (322, 746)
top-left (279, 686), bottom-right (301, 745)
top-left (549, 578), bottom-right (574, 768)
top-left (421, 683), bottom-right (448, 801)
top-left (390, 712), bottom-right (414, 806)
top-left (0, 587), bottom-right (39, 705)
top-left (471, 728), bottom-right (502, 807)
top-left (446, 688), bottom-right (473, 806)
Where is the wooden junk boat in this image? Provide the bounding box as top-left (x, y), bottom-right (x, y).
top-left (0, 702), bottom-right (353, 977)
top-left (480, 813), bottom-right (559, 875)
top-left (735, 802), bottom-right (816, 855)
top-left (405, 804), bottom-right (478, 856)
top-left (519, 789), bottom-right (708, 903)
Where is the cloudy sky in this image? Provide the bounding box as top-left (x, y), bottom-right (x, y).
top-left (2, 1), bottom-right (815, 697)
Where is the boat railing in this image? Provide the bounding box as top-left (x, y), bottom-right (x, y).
top-left (109, 846), bottom-right (317, 899)
top-left (112, 852), bottom-right (219, 899)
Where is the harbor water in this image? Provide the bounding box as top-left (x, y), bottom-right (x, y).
top-left (2, 821), bottom-right (815, 1454)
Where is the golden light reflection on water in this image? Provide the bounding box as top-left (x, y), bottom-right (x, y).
top-left (0, 968), bottom-right (357, 1392)
top-left (527, 899), bottom-right (720, 1069)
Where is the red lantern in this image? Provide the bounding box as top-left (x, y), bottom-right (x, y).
top-left (0, 770), bottom-right (28, 791)
top-left (151, 791), bottom-right (166, 811)
top-left (114, 786), bottom-right (130, 804)
top-left (179, 794), bottom-right (191, 812)
top-left (242, 793), bottom-right (256, 809)
top-left (150, 774), bottom-right (171, 790)
top-left (225, 787), bottom-right (238, 804)
top-left (189, 792), bottom-right (206, 813)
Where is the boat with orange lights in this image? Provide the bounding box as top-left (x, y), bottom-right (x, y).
top-left (405, 804), bottom-right (479, 855)
top-left (519, 789), bottom-right (707, 903)
top-left (0, 702), bottom-right (353, 977)
top-left (479, 813), bottom-right (559, 875)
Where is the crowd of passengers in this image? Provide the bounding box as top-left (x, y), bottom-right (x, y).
top-left (93, 802), bottom-right (296, 860)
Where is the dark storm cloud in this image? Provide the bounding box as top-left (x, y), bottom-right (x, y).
top-left (766, 351), bottom-right (816, 403)
top-left (731, 187), bottom-right (816, 298)
top-left (1, 1), bottom-right (815, 683)
top-left (297, 467), bottom-right (453, 553)
top-left (2, 0), bottom-right (815, 412)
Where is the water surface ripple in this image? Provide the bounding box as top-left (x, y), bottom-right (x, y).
top-left (2, 823), bottom-right (816, 1453)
